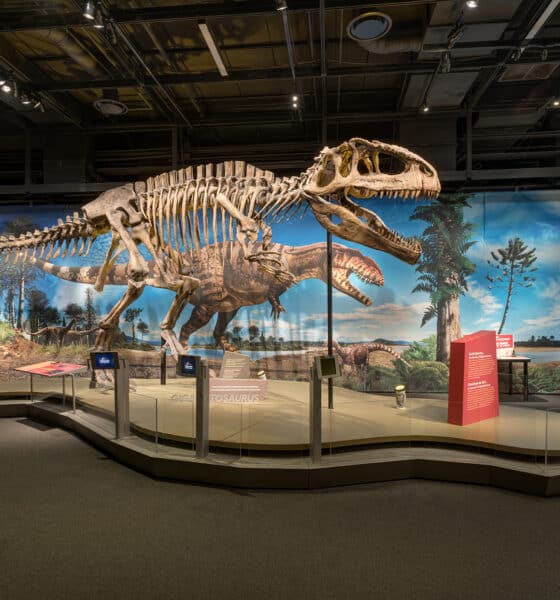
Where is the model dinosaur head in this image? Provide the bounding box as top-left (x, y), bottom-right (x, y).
top-left (331, 244), bottom-right (383, 307)
top-left (302, 138), bottom-right (440, 264)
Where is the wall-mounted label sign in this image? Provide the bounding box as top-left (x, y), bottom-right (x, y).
top-left (90, 352), bottom-right (120, 370)
top-left (496, 334), bottom-right (514, 358)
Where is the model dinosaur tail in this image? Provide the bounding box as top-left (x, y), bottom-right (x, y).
top-left (30, 257), bottom-right (130, 285)
top-left (0, 213), bottom-right (94, 264)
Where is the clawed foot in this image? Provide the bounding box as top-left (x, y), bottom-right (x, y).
top-left (160, 329), bottom-right (186, 360)
top-left (219, 336), bottom-right (238, 352)
top-left (269, 300), bottom-right (286, 320)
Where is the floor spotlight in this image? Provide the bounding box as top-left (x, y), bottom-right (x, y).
top-left (83, 1), bottom-right (96, 20)
top-left (395, 385), bottom-right (406, 409)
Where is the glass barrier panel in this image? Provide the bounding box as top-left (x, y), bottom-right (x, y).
top-left (73, 369), bottom-right (116, 436)
top-left (242, 376), bottom-right (309, 465)
top-left (147, 378), bottom-right (196, 455)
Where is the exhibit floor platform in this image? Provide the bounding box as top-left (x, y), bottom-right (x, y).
top-left (2, 378), bottom-right (560, 496)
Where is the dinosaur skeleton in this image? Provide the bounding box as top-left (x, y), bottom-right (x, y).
top-left (0, 138), bottom-right (440, 354)
top-left (31, 241), bottom-right (383, 354)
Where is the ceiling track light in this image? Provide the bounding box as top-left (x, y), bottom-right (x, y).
top-left (275, 0), bottom-right (288, 11)
top-left (93, 8), bottom-right (105, 29)
top-left (553, 99), bottom-right (560, 107)
top-left (541, 48), bottom-right (548, 61)
top-left (83, 1), bottom-right (96, 20)
top-left (292, 94), bottom-right (299, 102)
top-left (420, 103), bottom-right (430, 113)
top-left (466, 0), bottom-right (478, 8)
top-left (21, 93), bottom-right (31, 105)
top-left (1, 80), bottom-right (12, 93)
top-left (440, 52), bottom-right (451, 74)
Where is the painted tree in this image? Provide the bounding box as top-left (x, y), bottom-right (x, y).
top-left (64, 303), bottom-right (85, 329)
top-left (411, 194), bottom-right (477, 363)
top-left (248, 324), bottom-right (260, 347)
top-left (0, 218), bottom-right (42, 328)
top-left (137, 319), bottom-right (149, 341)
top-left (486, 237), bottom-right (537, 334)
top-left (84, 287), bottom-right (97, 344)
top-left (26, 289), bottom-right (60, 332)
top-left (124, 307), bottom-right (143, 342)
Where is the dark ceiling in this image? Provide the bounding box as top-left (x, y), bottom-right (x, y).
top-left (0, 0), bottom-right (559, 201)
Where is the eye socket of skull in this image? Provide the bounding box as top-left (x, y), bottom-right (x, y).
top-left (378, 153), bottom-right (406, 175)
top-left (317, 157), bottom-right (336, 188)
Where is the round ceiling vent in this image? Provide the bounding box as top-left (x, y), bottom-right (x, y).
top-left (94, 98), bottom-right (129, 116)
top-left (347, 12), bottom-right (392, 42)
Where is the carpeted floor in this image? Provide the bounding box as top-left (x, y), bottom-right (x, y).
top-left (2, 417), bottom-right (560, 600)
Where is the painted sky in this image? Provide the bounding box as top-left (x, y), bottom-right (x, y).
top-left (0, 190), bottom-right (558, 344)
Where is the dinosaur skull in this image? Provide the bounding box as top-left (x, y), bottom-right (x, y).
top-left (303, 138), bottom-right (441, 264)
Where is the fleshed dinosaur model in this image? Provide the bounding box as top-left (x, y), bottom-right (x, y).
top-left (30, 241), bottom-right (384, 353)
top-left (331, 339), bottom-right (410, 370)
top-left (0, 138), bottom-right (440, 355)
top-left (30, 318), bottom-right (76, 349)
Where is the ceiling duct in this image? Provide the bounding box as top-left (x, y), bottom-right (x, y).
top-left (347, 12), bottom-right (422, 54)
top-left (34, 29), bottom-right (105, 78)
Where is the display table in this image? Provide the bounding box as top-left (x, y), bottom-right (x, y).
top-left (497, 356), bottom-right (531, 402)
top-left (15, 361), bottom-right (87, 410)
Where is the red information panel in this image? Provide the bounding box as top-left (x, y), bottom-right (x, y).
top-left (448, 330), bottom-right (499, 426)
top-left (15, 361), bottom-right (86, 377)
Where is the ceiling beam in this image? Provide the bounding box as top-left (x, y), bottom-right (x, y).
top-left (30, 55), bottom-right (557, 92)
top-left (0, 1), bottom-right (437, 33)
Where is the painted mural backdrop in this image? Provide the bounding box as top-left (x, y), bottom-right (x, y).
top-left (0, 190), bottom-right (558, 393)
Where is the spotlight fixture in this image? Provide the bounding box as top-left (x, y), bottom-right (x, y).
top-left (21, 93), bottom-right (31, 105)
top-left (541, 48), bottom-right (548, 61)
top-left (511, 47), bottom-right (522, 62)
top-left (553, 99), bottom-right (560, 107)
top-left (1, 80), bottom-right (12, 93)
top-left (0, 75), bottom-right (6, 86)
top-left (275, 0), bottom-right (288, 11)
top-left (440, 52), bottom-right (451, 74)
top-left (292, 94), bottom-right (299, 102)
top-left (421, 103), bottom-right (430, 113)
top-left (83, 1), bottom-right (96, 20)
top-left (466, 0), bottom-right (478, 8)
top-left (292, 102), bottom-right (298, 109)
top-left (93, 8), bottom-right (105, 29)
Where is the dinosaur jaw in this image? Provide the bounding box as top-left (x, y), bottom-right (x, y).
top-left (332, 268), bottom-right (381, 306)
top-left (309, 194), bottom-right (422, 265)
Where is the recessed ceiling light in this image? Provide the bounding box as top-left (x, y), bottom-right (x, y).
top-left (94, 97), bottom-right (129, 116)
top-left (347, 12), bottom-right (392, 42)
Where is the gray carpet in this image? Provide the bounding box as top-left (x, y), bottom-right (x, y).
top-left (2, 417), bottom-right (560, 600)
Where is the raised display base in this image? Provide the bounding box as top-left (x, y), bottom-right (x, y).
top-left (2, 378), bottom-right (556, 456)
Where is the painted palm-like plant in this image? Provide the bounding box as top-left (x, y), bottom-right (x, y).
top-left (486, 237), bottom-right (537, 334)
top-left (411, 194), bottom-right (477, 363)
